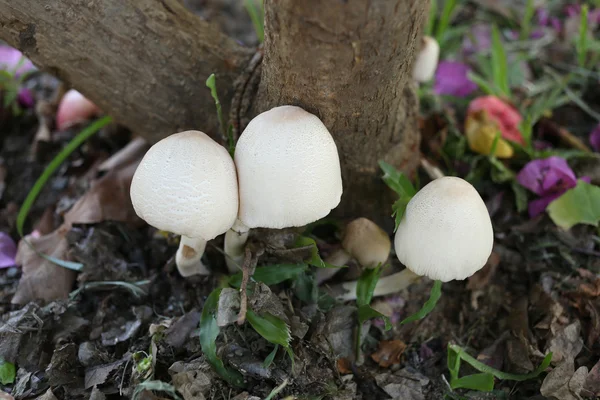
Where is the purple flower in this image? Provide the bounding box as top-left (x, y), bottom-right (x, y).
top-left (17, 88), bottom-right (35, 108)
top-left (0, 45), bottom-right (35, 77)
top-left (0, 232), bottom-right (17, 268)
top-left (517, 157), bottom-right (589, 217)
top-left (590, 124), bottom-right (600, 152)
top-left (434, 61), bottom-right (477, 97)
top-left (463, 24), bottom-right (491, 54)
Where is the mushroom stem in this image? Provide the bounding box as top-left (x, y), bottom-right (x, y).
top-left (224, 219), bottom-right (250, 273)
top-left (315, 248), bottom-right (352, 284)
top-left (332, 268), bottom-right (421, 302)
top-left (175, 236), bottom-right (210, 277)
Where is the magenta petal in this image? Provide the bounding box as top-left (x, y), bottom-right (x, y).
top-left (590, 124), bottom-right (600, 152)
top-left (17, 88), bottom-right (35, 108)
top-left (517, 156), bottom-right (576, 196)
top-left (0, 232), bottom-right (17, 268)
top-left (528, 192), bottom-right (563, 218)
top-left (434, 61), bottom-right (477, 97)
top-left (0, 45), bottom-right (35, 77)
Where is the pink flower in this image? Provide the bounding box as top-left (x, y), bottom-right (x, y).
top-left (17, 88), bottom-right (35, 108)
top-left (0, 45), bottom-right (35, 77)
top-left (516, 157), bottom-right (589, 217)
top-left (0, 232), bottom-right (17, 268)
top-left (434, 61), bottom-right (477, 97)
top-left (590, 124), bottom-right (600, 152)
top-left (467, 96), bottom-right (524, 145)
top-left (56, 89), bottom-right (102, 131)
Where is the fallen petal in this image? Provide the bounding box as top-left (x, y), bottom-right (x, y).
top-left (0, 232), bottom-right (17, 268)
top-left (434, 61), bottom-right (477, 97)
top-left (55, 90), bottom-right (102, 131)
top-left (590, 124), bottom-right (600, 152)
top-left (465, 110), bottom-right (514, 158)
top-left (468, 96), bottom-right (524, 145)
top-left (517, 156), bottom-right (577, 196)
top-left (0, 45), bottom-right (35, 76)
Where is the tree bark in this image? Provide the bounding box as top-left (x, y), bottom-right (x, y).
top-left (254, 0), bottom-right (427, 227)
top-left (0, 0), bottom-right (429, 225)
top-left (0, 0), bottom-right (253, 142)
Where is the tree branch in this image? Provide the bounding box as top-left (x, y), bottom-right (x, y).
top-left (0, 0), bottom-right (254, 143)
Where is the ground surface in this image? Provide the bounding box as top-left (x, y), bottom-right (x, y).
top-left (1, 1), bottom-right (600, 400)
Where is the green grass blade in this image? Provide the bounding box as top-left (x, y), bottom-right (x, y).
top-left (399, 280), bottom-right (442, 325)
top-left (520, 0), bottom-right (535, 41)
top-left (448, 344), bottom-right (552, 381)
top-left (435, 0), bottom-right (458, 43)
top-left (246, 310), bottom-right (291, 348)
top-left (244, 0), bottom-right (264, 43)
top-left (577, 5), bottom-right (589, 68)
top-left (356, 265), bottom-right (383, 307)
top-left (426, 0), bottom-right (438, 37)
top-left (491, 25), bottom-right (510, 98)
top-left (16, 116), bottom-right (113, 271)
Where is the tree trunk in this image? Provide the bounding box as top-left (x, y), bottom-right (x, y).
top-left (0, 0), bottom-right (253, 141)
top-left (255, 0), bottom-right (427, 227)
top-left (0, 0), bottom-right (429, 225)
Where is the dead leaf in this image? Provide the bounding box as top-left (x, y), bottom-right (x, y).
top-left (98, 137), bottom-right (149, 172)
top-left (547, 321), bottom-right (584, 365)
top-left (12, 229), bottom-right (75, 304)
top-left (337, 358), bottom-right (352, 375)
top-left (584, 358), bottom-right (600, 397)
top-left (468, 251), bottom-right (500, 291)
top-left (169, 359), bottom-right (213, 400)
top-left (89, 387), bottom-right (106, 400)
top-left (84, 359), bottom-right (125, 389)
top-left (0, 392), bottom-right (14, 400)
top-left (35, 389), bottom-right (58, 400)
top-left (419, 113), bottom-right (447, 159)
top-left (63, 160), bottom-right (141, 226)
top-left (371, 340), bottom-right (407, 368)
top-left (541, 358), bottom-right (588, 400)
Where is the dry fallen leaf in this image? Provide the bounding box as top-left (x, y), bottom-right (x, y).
top-left (98, 137), bottom-right (149, 172)
top-left (12, 228), bottom-right (74, 305)
top-left (336, 357), bottom-right (352, 375)
top-left (371, 340), bottom-right (407, 368)
top-left (63, 160), bottom-right (141, 226)
top-left (546, 321), bottom-right (584, 365)
top-left (541, 358), bottom-right (588, 400)
top-left (468, 251), bottom-right (500, 291)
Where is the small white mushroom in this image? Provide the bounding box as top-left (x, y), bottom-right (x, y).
top-left (130, 130), bottom-right (238, 277)
top-left (413, 36), bottom-right (440, 82)
top-left (333, 176), bottom-right (493, 301)
top-left (224, 105), bottom-right (343, 272)
top-left (316, 218), bottom-right (391, 284)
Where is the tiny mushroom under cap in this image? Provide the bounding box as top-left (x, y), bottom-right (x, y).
top-left (394, 176), bottom-right (493, 282)
top-left (413, 36), bottom-right (440, 82)
top-left (342, 217), bottom-right (391, 268)
top-left (234, 105), bottom-right (343, 229)
top-left (130, 130), bottom-right (238, 276)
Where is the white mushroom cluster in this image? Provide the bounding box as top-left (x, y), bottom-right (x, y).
top-left (130, 106), bottom-right (343, 278)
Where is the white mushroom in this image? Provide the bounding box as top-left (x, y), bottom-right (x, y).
top-left (333, 176), bottom-right (493, 301)
top-left (316, 218), bottom-right (391, 284)
top-left (224, 105), bottom-right (343, 272)
top-left (130, 130), bottom-right (238, 277)
top-left (413, 36), bottom-right (440, 82)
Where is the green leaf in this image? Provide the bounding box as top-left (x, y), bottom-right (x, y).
top-left (16, 116), bottom-right (113, 272)
top-left (229, 263), bottom-right (307, 288)
top-left (451, 373), bottom-right (495, 391)
top-left (488, 157), bottom-right (514, 184)
top-left (0, 359), bottom-right (16, 385)
top-left (356, 265), bottom-right (383, 307)
top-left (520, 0), bottom-right (535, 40)
top-left (295, 236), bottom-right (339, 269)
top-left (468, 71), bottom-right (499, 96)
top-left (199, 288), bottom-right (245, 387)
top-left (205, 73), bottom-right (232, 156)
top-left (243, 0), bottom-right (264, 43)
top-left (132, 380), bottom-right (182, 400)
top-left (263, 345), bottom-right (279, 368)
top-left (391, 197), bottom-right (410, 232)
top-left (577, 5), bottom-right (589, 68)
top-left (399, 280), bottom-right (443, 325)
top-left (547, 181), bottom-right (600, 230)
top-left (425, 0), bottom-right (437, 36)
top-left (293, 271), bottom-right (318, 304)
top-left (448, 344), bottom-right (552, 381)
top-left (379, 160), bottom-right (416, 198)
top-left (357, 304), bottom-right (391, 331)
top-left (246, 310), bottom-right (291, 349)
top-left (435, 0), bottom-right (459, 43)
top-left (491, 25), bottom-right (510, 98)
top-left (511, 181), bottom-right (528, 213)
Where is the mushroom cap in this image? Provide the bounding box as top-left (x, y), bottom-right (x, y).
top-left (130, 130), bottom-right (238, 241)
top-left (342, 218), bottom-right (391, 268)
top-left (235, 105), bottom-right (343, 229)
top-left (394, 177), bottom-right (493, 282)
top-left (413, 36), bottom-right (440, 82)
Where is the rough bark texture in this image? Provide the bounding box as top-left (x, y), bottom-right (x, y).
top-left (0, 0), bottom-right (428, 224)
top-left (0, 0), bottom-right (253, 142)
top-left (255, 0), bottom-right (427, 228)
